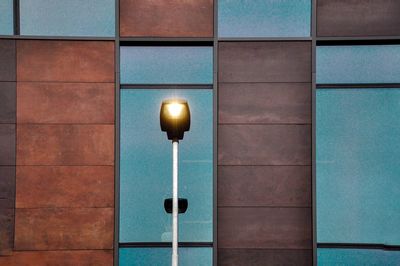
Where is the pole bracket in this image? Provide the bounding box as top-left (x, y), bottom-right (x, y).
top-left (164, 198), bottom-right (188, 214)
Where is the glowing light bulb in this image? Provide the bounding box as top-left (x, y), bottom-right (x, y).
top-left (167, 103), bottom-right (184, 118)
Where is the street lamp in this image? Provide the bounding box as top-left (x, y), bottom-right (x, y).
top-left (160, 99), bottom-right (190, 266)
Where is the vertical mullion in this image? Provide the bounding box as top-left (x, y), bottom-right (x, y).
top-left (13, 0), bottom-right (20, 35)
top-left (311, 0), bottom-right (317, 265)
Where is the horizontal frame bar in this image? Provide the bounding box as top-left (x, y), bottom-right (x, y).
top-left (317, 38), bottom-right (400, 46)
top-left (120, 40), bottom-right (213, 47)
top-left (120, 84), bottom-right (213, 90)
top-left (120, 37), bottom-right (214, 43)
top-left (0, 35), bottom-right (115, 41)
top-left (119, 242), bottom-right (213, 248)
top-left (318, 243), bottom-right (400, 251)
top-left (317, 83), bottom-right (400, 89)
top-left (218, 37), bottom-right (312, 42)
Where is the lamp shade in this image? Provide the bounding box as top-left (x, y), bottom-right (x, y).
top-left (160, 98), bottom-right (191, 140)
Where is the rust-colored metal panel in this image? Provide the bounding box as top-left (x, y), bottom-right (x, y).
top-left (0, 124), bottom-right (15, 166)
top-left (17, 125), bottom-right (114, 166)
top-left (0, 40), bottom-right (16, 82)
top-left (16, 166), bottom-right (114, 208)
top-left (120, 0), bottom-right (213, 37)
top-left (0, 82), bottom-right (16, 123)
top-left (17, 82), bottom-right (114, 124)
top-left (15, 208), bottom-right (113, 250)
top-left (17, 41), bottom-right (114, 82)
top-left (219, 83), bottom-right (311, 124)
top-left (218, 207), bottom-right (312, 249)
top-left (0, 250), bottom-right (113, 266)
top-left (218, 166), bottom-right (311, 207)
top-left (317, 0), bottom-right (400, 37)
top-left (0, 166), bottom-right (15, 209)
top-left (218, 249), bottom-right (312, 266)
top-left (218, 42), bottom-right (311, 83)
top-left (0, 208), bottom-right (13, 255)
top-left (218, 125), bottom-right (311, 166)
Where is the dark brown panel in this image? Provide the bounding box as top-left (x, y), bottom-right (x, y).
top-left (0, 40), bottom-right (16, 82)
top-left (218, 166), bottom-right (311, 207)
top-left (218, 249), bottom-right (312, 266)
top-left (0, 250), bottom-right (113, 265)
top-left (219, 83), bottom-right (311, 124)
top-left (120, 0), bottom-right (213, 37)
top-left (0, 124), bottom-right (15, 166)
top-left (317, 0), bottom-right (400, 37)
top-left (0, 166), bottom-right (15, 209)
top-left (218, 207), bottom-right (312, 249)
top-left (17, 41), bottom-right (114, 82)
top-left (16, 166), bottom-right (114, 208)
top-left (15, 208), bottom-right (113, 250)
top-left (17, 82), bottom-right (114, 124)
top-left (0, 82), bottom-right (16, 123)
top-left (218, 42), bottom-right (311, 83)
top-left (218, 125), bottom-right (311, 166)
top-left (17, 125), bottom-right (114, 166)
top-left (0, 208), bottom-right (14, 255)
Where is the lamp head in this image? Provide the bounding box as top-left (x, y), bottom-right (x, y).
top-left (160, 98), bottom-right (190, 141)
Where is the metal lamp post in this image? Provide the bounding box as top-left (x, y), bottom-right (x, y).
top-left (160, 99), bottom-right (190, 266)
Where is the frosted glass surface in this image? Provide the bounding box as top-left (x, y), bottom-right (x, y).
top-left (317, 89), bottom-right (400, 244)
top-left (218, 0), bottom-right (311, 37)
top-left (120, 89), bottom-right (213, 242)
top-left (120, 247), bottom-right (212, 266)
top-left (0, 0), bottom-right (13, 35)
top-left (318, 249), bottom-right (400, 266)
top-left (120, 47), bottom-right (213, 84)
top-left (317, 45), bottom-right (400, 84)
top-left (20, 0), bottom-right (115, 37)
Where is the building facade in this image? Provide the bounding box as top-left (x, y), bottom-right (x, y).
top-left (0, 0), bottom-right (399, 265)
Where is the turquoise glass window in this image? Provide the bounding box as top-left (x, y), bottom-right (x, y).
top-left (0, 0), bottom-right (13, 35)
top-left (20, 0), bottom-right (115, 37)
top-left (218, 0), bottom-right (311, 37)
top-left (120, 47), bottom-right (213, 84)
top-left (120, 89), bottom-right (213, 243)
top-left (318, 249), bottom-right (400, 266)
top-left (316, 88), bottom-right (400, 245)
top-left (120, 247), bottom-right (212, 266)
top-left (317, 45), bottom-right (400, 84)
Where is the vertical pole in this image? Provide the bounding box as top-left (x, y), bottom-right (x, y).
top-left (172, 141), bottom-right (179, 266)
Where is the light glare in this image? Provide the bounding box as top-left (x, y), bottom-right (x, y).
top-left (167, 103), bottom-right (184, 118)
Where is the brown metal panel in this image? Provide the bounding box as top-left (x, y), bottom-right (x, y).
top-left (317, 0), bottom-right (400, 37)
top-left (0, 40), bottom-right (16, 82)
top-left (120, 0), bottom-right (213, 37)
top-left (218, 42), bottom-right (311, 83)
top-left (16, 166), bottom-right (114, 208)
top-left (219, 83), bottom-right (311, 124)
top-left (218, 207), bottom-right (312, 249)
top-left (0, 82), bottom-right (16, 123)
top-left (15, 208), bottom-right (114, 250)
top-left (218, 166), bottom-right (311, 207)
top-left (0, 124), bottom-right (15, 166)
top-left (218, 125), bottom-right (311, 166)
top-left (17, 82), bottom-right (115, 124)
top-left (17, 41), bottom-right (114, 82)
top-left (17, 125), bottom-right (114, 166)
top-left (0, 166), bottom-right (15, 209)
top-left (0, 208), bottom-right (13, 255)
top-left (218, 249), bottom-right (312, 266)
top-left (0, 250), bottom-right (113, 266)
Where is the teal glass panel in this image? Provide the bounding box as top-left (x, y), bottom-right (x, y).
top-left (218, 0), bottom-right (311, 37)
top-left (317, 45), bottom-right (400, 84)
top-left (0, 0), bottom-right (13, 35)
top-left (120, 47), bottom-right (213, 84)
top-left (120, 247), bottom-right (212, 266)
top-left (318, 248), bottom-right (400, 266)
top-left (120, 89), bottom-right (213, 242)
top-left (316, 88), bottom-right (400, 244)
top-left (20, 0), bottom-right (115, 37)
